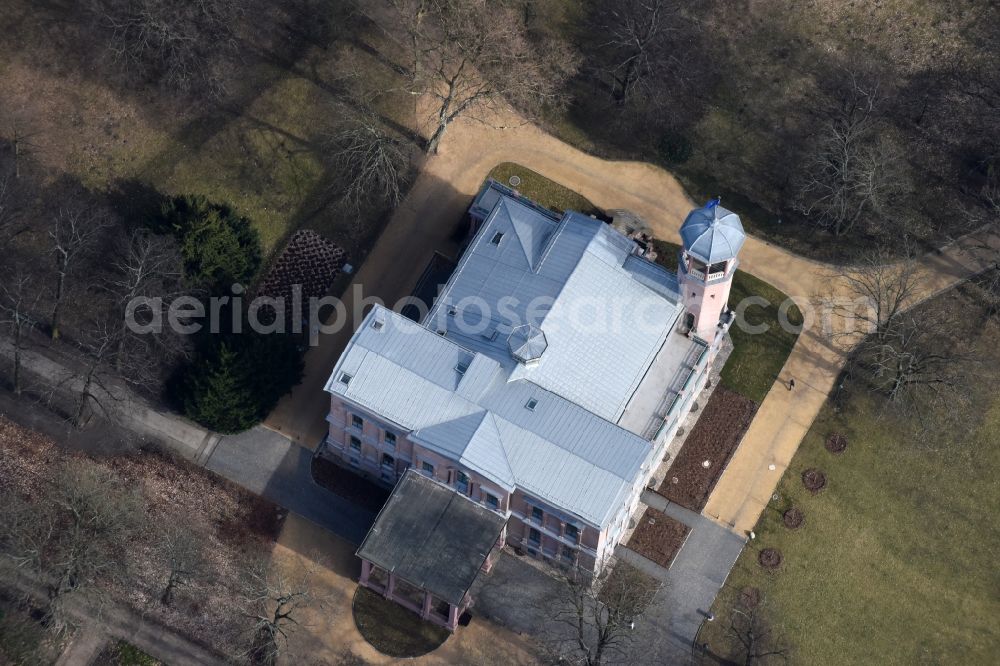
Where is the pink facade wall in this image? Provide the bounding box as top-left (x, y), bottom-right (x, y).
top-left (326, 394), bottom-right (607, 572)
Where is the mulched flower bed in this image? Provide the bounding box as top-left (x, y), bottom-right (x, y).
top-left (802, 468), bottom-right (827, 493)
top-left (625, 508), bottom-right (691, 570)
top-left (256, 229), bottom-right (347, 321)
top-left (311, 456), bottom-right (391, 513)
top-left (758, 548), bottom-right (783, 570)
top-left (783, 507), bottom-right (805, 529)
top-left (740, 586), bottom-right (762, 608)
top-left (825, 433), bottom-right (848, 454)
top-left (655, 387), bottom-right (759, 511)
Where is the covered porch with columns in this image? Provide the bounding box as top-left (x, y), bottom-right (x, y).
top-left (356, 470), bottom-right (508, 632)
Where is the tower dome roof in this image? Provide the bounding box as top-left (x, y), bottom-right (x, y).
top-left (508, 324), bottom-right (547, 364)
top-left (680, 200), bottom-right (746, 264)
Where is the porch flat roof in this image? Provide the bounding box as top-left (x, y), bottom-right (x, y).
top-left (356, 470), bottom-right (507, 606)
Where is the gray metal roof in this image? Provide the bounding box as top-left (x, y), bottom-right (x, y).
top-left (679, 201), bottom-right (746, 264)
top-left (357, 470), bottom-right (506, 606)
top-left (424, 198), bottom-right (683, 423)
top-left (325, 187), bottom-right (698, 528)
top-left (326, 307), bottom-right (649, 526)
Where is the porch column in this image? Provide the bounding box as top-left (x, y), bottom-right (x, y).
top-left (359, 560), bottom-right (371, 585)
top-left (385, 572), bottom-right (396, 599)
top-left (447, 603), bottom-right (460, 631)
top-left (421, 592), bottom-right (433, 620)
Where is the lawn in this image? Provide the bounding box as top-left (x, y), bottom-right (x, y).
top-left (702, 282), bottom-right (1000, 665)
top-left (653, 240), bottom-right (802, 404)
top-left (488, 162), bottom-right (602, 216)
top-left (352, 587), bottom-right (450, 658)
top-left (95, 641), bottom-right (163, 666)
top-left (0, 1), bottom-right (411, 261)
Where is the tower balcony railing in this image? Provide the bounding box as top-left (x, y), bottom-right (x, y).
top-left (687, 266), bottom-right (727, 282)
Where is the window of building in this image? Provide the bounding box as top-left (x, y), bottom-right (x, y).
top-left (484, 493), bottom-right (499, 510)
top-left (351, 414), bottom-right (363, 430)
top-left (455, 470), bottom-right (470, 494)
top-left (381, 453), bottom-right (395, 469)
top-left (384, 431), bottom-right (396, 447)
top-left (491, 231), bottom-right (504, 245)
top-left (349, 456), bottom-right (360, 467)
top-left (561, 546), bottom-right (575, 563)
top-left (531, 506), bottom-right (543, 524)
top-left (421, 461), bottom-right (435, 476)
top-left (455, 361), bottom-right (469, 375)
top-left (350, 436), bottom-right (362, 451)
top-left (565, 523), bottom-right (580, 543)
top-left (528, 527), bottom-right (541, 548)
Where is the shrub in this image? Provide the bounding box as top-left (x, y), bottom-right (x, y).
top-left (157, 195), bottom-right (261, 291)
top-left (656, 130), bottom-right (693, 166)
top-left (175, 327), bottom-right (303, 434)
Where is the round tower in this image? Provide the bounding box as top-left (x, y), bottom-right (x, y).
top-left (677, 199), bottom-right (746, 341)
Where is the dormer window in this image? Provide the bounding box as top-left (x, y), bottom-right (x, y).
top-left (456, 361), bottom-right (469, 375)
top-left (491, 231), bottom-right (504, 245)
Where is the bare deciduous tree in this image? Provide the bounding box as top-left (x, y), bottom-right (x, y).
top-left (325, 109), bottom-right (411, 213)
top-left (727, 607), bottom-right (789, 666)
top-left (92, 0), bottom-right (243, 95)
top-left (826, 246), bottom-right (922, 344)
top-left (869, 305), bottom-right (975, 407)
top-left (0, 458), bottom-right (144, 630)
top-left (795, 74), bottom-right (909, 237)
top-left (239, 557), bottom-right (322, 666)
top-left (375, 0), bottom-right (578, 153)
top-left (592, 0), bottom-right (682, 105)
top-left (548, 560), bottom-right (659, 666)
top-left (6, 114), bottom-right (40, 180)
top-left (0, 271), bottom-right (41, 396)
top-left (104, 227), bottom-right (186, 377)
top-left (69, 321), bottom-right (122, 429)
top-left (48, 207), bottom-right (110, 340)
top-left (156, 520), bottom-right (208, 606)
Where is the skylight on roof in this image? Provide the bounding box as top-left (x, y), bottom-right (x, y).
top-left (491, 231), bottom-right (504, 245)
top-left (339, 372), bottom-right (352, 385)
top-left (371, 319), bottom-right (383, 330)
top-left (525, 398), bottom-right (538, 411)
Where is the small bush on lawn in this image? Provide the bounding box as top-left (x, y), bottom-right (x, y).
top-left (656, 130), bottom-right (693, 165)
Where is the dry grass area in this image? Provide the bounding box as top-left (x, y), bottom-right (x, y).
top-left (0, 416), bottom-right (285, 657)
top-left (702, 279), bottom-right (1000, 664)
top-left (0, 0), bottom-right (416, 259)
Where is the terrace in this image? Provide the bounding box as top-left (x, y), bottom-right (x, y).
top-left (617, 328), bottom-right (708, 441)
